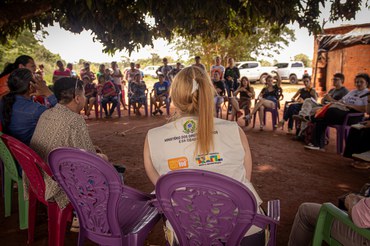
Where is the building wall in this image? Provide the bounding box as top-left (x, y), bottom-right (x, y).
top-left (325, 45), bottom-right (370, 91)
top-left (312, 23), bottom-right (370, 95)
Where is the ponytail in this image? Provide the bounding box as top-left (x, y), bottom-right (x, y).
top-left (1, 68), bottom-right (33, 130)
top-left (2, 92), bottom-right (16, 131)
top-left (171, 66), bottom-right (215, 155)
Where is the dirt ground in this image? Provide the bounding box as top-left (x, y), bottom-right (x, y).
top-left (0, 91), bottom-right (369, 245)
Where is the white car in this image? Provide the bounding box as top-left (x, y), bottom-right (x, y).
top-left (274, 61), bottom-right (312, 84)
top-left (235, 61), bottom-right (276, 83)
top-left (143, 65), bottom-right (160, 78)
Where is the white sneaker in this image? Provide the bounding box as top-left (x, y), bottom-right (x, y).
top-left (304, 143), bottom-right (321, 151)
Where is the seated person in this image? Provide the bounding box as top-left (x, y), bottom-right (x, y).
top-left (0, 68), bottom-right (56, 145)
top-left (83, 75), bottom-right (97, 119)
top-left (234, 76), bottom-right (255, 124)
top-left (30, 77), bottom-right (110, 210)
top-left (294, 73), bottom-right (349, 122)
top-left (343, 92), bottom-right (370, 169)
top-left (101, 76), bottom-right (119, 118)
top-left (144, 66), bottom-right (265, 245)
top-left (129, 73), bottom-right (147, 116)
top-left (305, 73), bottom-right (369, 151)
top-left (151, 74), bottom-right (169, 115)
top-left (249, 72), bottom-right (282, 130)
top-left (212, 71), bottom-right (226, 116)
top-left (278, 75), bottom-right (317, 133)
top-left (228, 76), bottom-right (255, 122)
top-left (293, 73), bottom-right (349, 136)
top-left (288, 195), bottom-right (370, 245)
top-left (0, 55), bottom-right (36, 97)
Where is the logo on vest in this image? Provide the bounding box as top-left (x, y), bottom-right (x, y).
top-left (168, 157), bottom-right (189, 170)
top-left (183, 119), bottom-right (197, 134)
top-left (195, 153), bottom-right (223, 166)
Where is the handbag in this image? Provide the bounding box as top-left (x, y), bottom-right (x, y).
top-left (314, 103), bottom-right (332, 118)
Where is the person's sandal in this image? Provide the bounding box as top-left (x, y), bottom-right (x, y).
top-left (70, 217), bottom-right (80, 233)
top-left (351, 161), bottom-right (370, 170)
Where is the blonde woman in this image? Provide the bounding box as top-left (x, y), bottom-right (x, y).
top-left (143, 66), bottom-right (265, 245)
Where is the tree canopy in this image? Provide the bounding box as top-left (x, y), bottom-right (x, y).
top-left (174, 23), bottom-right (295, 69)
top-left (0, 0), bottom-right (368, 53)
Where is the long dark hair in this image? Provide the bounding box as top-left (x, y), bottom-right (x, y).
top-left (2, 68), bottom-right (33, 130)
top-left (240, 76), bottom-right (251, 90)
top-left (0, 55), bottom-right (34, 78)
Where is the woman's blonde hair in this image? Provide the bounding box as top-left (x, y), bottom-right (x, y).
top-left (171, 66), bottom-right (215, 155)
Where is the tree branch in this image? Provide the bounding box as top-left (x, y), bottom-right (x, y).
top-left (0, 2), bottom-right (54, 28)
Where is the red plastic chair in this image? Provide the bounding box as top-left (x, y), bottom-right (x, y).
top-left (1, 134), bottom-right (73, 246)
top-left (328, 112), bottom-right (364, 154)
top-left (48, 147), bottom-right (161, 246)
top-left (153, 169), bottom-right (280, 246)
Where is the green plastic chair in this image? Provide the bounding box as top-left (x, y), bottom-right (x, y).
top-left (0, 132), bottom-right (28, 229)
top-left (312, 202), bottom-right (370, 245)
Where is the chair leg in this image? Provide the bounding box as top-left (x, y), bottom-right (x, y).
top-left (77, 228), bottom-right (86, 246)
top-left (17, 180), bottom-right (28, 230)
top-left (0, 161), bottom-right (3, 198)
top-left (4, 173), bottom-right (12, 217)
top-left (48, 202), bottom-right (60, 246)
top-left (336, 128), bottom-right (343, 154)
top-left (55, 203), bottom-right (73, 246)
top-left (28, 190), bottom-right (38, 244)
top-left (252, 112), bottom-right (257, 128)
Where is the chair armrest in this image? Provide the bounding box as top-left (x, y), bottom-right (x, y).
top-left (344, 113), bottom-right (364, 125)
top-left (149, 198), bottom-right (163, 213)
top-left (122, 185), bottom-right (155, 201)
top-left (253, 200), bottom-right (280, 229)
top-left (313, 202), bottom-right (370, 245)
top-left (267, 199), bottom-right (280, 222)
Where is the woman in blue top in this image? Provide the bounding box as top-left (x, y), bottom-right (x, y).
top-left (1, 68), bottom-right (56, 145)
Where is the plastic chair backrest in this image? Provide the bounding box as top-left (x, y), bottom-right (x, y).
top-left (312, 202), bottom-right (370, 245)
top-left (0, 132), bottom-right (19, 180)
top-left (48, 147), bottom-right (123, 236)
top-left (1, 134), bottom-right (50, 204)
top-left (155, 169), bottom-right (259, 246)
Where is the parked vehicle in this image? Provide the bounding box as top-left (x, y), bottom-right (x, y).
top-left (235, 61), bottom-right (276, 84)
top-left (273, 61), bottom-right (312, 84)
top-left (142, 65), bottom-right (160, 78)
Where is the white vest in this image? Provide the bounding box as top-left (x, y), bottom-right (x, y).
top-left (147, 116), bottom-right (262, 205)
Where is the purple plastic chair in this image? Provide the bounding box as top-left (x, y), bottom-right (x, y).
top-left (48, 147), bottom-right (161, 246)
top-left (252, 100), bottom-right (280, 130)
top-left (153, 169), bottom-right (280, 246)
top-left (328, 112), bottom-right (364, 154)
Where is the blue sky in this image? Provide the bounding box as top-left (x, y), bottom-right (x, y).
top-left (39, 5), bottom-right (370, 64)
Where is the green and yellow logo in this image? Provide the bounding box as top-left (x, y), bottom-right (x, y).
top-left (183, 119), bottom-right (197, 134)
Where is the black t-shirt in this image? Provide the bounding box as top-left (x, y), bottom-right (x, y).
top-left (322, 86), bottom-right (349, 104)
top-left (298, 88), bottom-right (314, 100)
top-left (213, 80), bottom-right (225, 96)
top-left (262, 85), bottom-right (280, 100)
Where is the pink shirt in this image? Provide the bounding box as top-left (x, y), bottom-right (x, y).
top-left (351, 197), bottom-right (370, 228)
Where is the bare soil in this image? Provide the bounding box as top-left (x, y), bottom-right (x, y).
top-left (0, 96), bottom-right (369, 245)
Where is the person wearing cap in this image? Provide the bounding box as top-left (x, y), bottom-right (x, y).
top-left (192, 56), bottom-right (206, 71)
top-left (82, 75), bottom-right (97, 119)
top-left (52, 60), bottom-right (71, 83)
top-left (151, 73), bottom-right (170, 115)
